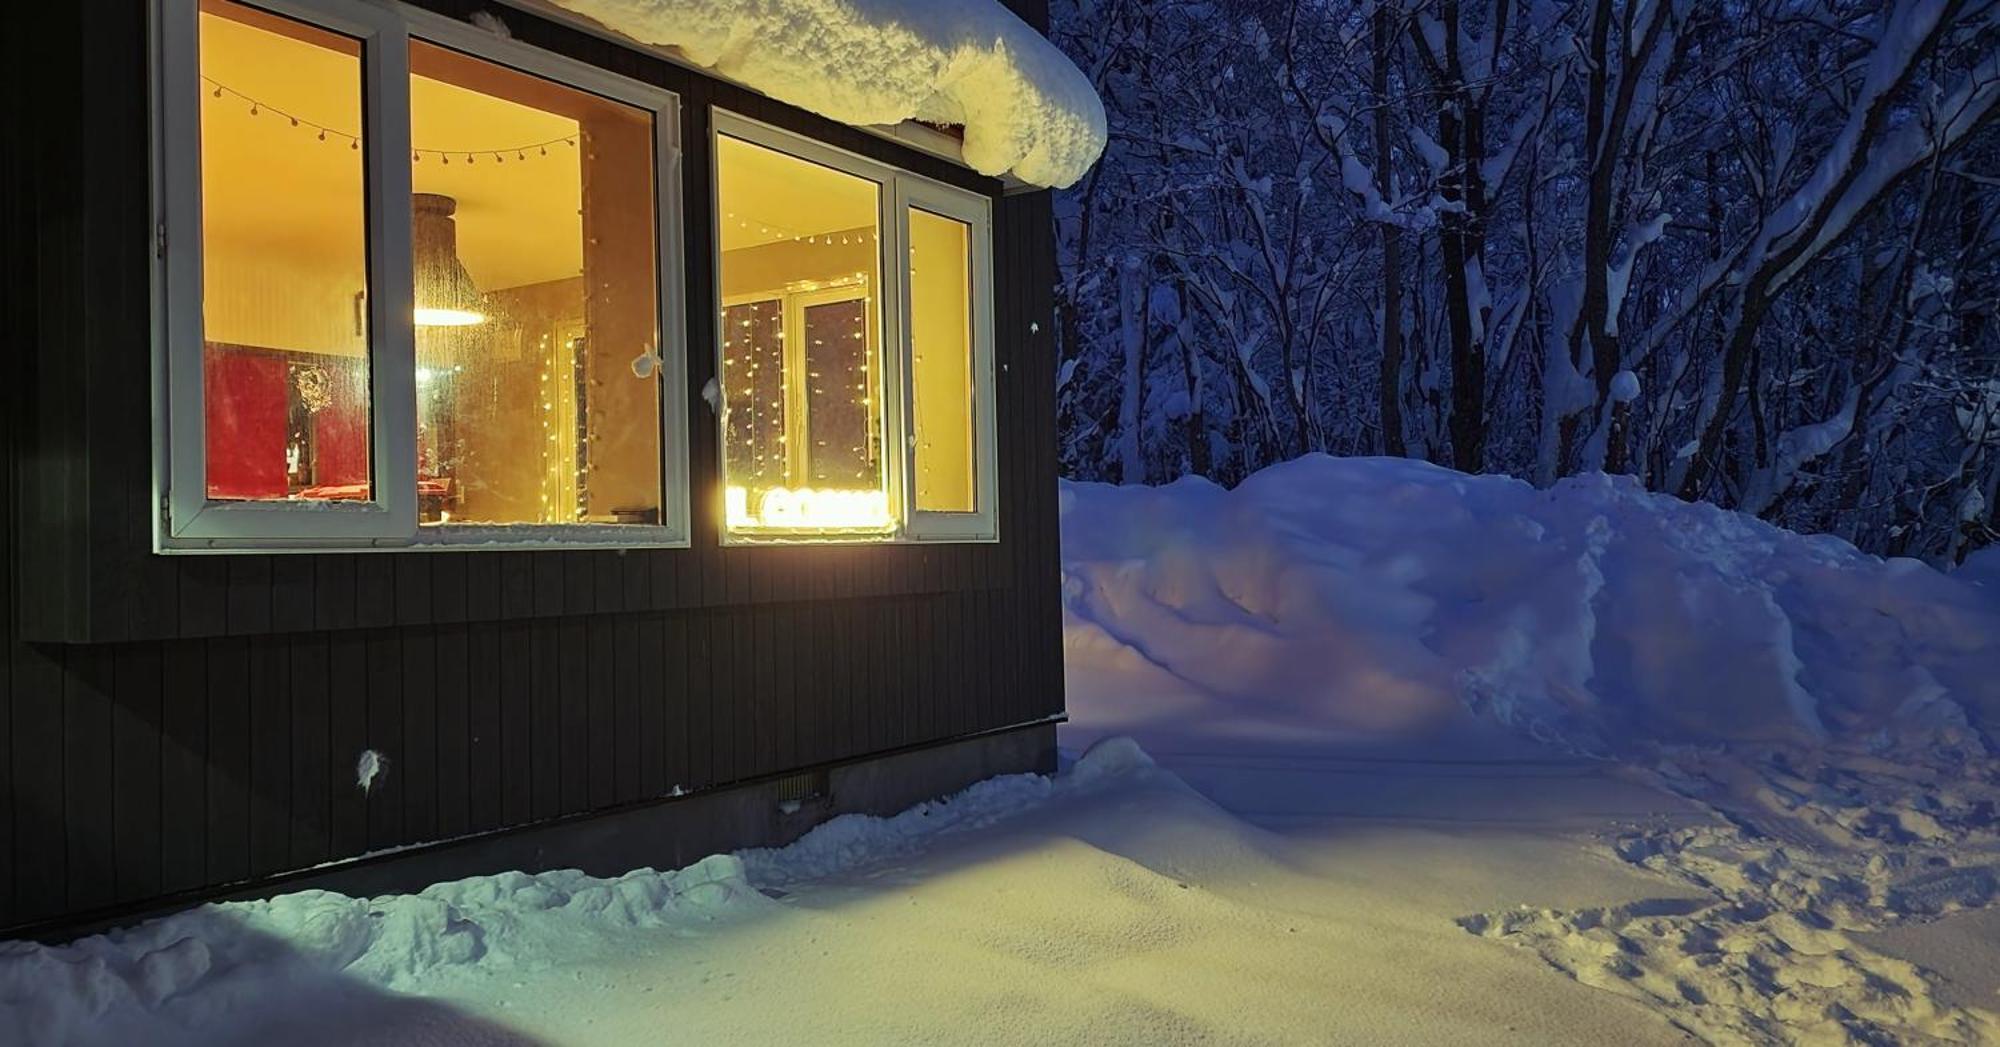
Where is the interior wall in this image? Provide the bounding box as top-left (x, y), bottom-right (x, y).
top-left (720, 233), bottom-right (874, 299)
top-left (579, 109), bottom-right (664, 520)
top-left (203, 247), bottom-right (368, 358)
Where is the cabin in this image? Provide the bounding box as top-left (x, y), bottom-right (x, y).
top-left (1, 0), bottom-right (1088, 939)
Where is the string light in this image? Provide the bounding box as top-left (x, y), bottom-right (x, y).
top-left (722, 211), bottom-right (878, 247)
top-left (202, 75), bottom-right (578, 163)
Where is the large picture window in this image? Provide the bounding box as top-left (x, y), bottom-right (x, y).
top-left (157, 0), bottom-right (686, 549)
top-left (714, 113), bottom-right (997, 542)
top-left (407, 39), bottom-right (666, 529)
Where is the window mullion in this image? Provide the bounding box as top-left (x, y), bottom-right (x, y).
top-left (364, 18), bottom-right (417, 540)
top-left (652, 107), bottom-right (691, 545)
top-left (881, 174), bottom-right (911, 535)
top-left (890, 176), bottom-right (918, 535)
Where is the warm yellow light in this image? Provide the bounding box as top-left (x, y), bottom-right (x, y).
top-left (414, 306), bottom-right (486, 326)
top-left (727, 485), bottom-right (893, 532)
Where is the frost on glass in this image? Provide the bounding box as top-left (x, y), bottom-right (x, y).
top-left (409, 39), bottom-right (662, 527)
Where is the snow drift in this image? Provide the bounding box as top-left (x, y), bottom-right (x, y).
top-left (1065, 456), bottom-right (2000, 1042)
top-left (0, 855), bottom-right (765, 1046)
top-left (537, 0), bottom-right (1107, 187)
top-left (1062, 455), bottom-right (2000, 756)
top-left (0, 740), bottom-right (1158, 1047)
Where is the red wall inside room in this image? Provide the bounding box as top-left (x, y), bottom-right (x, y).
top-left (202, 345), bottom-right (287, 499)
top-left (313, 369), bottom-right (370, 488)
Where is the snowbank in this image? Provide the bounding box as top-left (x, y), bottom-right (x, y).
top-left (1066, 456), bottom-right (2000, 1042)
top-left (1062, 455), bottom-right (2000, 756)
top-left (540, 0), bottom-right (1106, 188)
top-left (0, 855), bottom-right (763, 1046)
top-left (0, 739), bottom-right (1157, 1047)
top-left (1959, 543), bottom-right (2000, 591)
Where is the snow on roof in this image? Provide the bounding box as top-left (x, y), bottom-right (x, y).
top-left (540, 0), bottom-right (1107, 188)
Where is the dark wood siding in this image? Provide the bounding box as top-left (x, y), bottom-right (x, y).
top-left (3, 0), bottom-right (1066, 936)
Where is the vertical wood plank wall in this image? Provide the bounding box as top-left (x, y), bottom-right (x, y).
top-left (2, 0), bottom-right (1065, 935)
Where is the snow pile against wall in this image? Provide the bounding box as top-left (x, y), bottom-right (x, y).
top-left (0, 740), bottom-right (1157, 1047)
top-left (0, 855), bottom-right (764, 1046)
top-left (1062, 455), bottom-right (2000, 757)
top-left (538, 0), bottom-right (1106, 187)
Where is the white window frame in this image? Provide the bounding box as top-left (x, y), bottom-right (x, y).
top-left (898, 182), bottom-right (998, 542)
top-left (157, 0), bottom-right (416, 546)
top-left (711, 110), bottom-right (998, 545)
top-left (151, 0), bottom-right (690, 552)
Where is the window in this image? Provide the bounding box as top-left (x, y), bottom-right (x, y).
top-left (714, 112), bottom-right (996, 542)
top-left (156, 0), bottom-right (686, 549)
top-left (904, 193), bottom-right (994, 536)
top-left (407, 39), bottom-right (666, 529)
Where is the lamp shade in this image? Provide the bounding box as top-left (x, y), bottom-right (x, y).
top-left (412, 193), bottom-right (485, 327)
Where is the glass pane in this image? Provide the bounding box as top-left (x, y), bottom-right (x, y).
top-left (802, 297), bottom-right (875, 485)
top-left (909, 207), bottom-right (977, 513)
top-left (198, 0), bottom-right (371, 502)
top-left (722, 298), bottom-right (786, 494)
top-left (716, 134), bottom-right (889, 535)
top-left (409, 39), bottom-right (663, 527)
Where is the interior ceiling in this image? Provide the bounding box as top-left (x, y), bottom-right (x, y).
top-left (201, 10), bottom-right (582, 293)
top-left (410, 75), bottom-right (582, 291)
top-left (717, 135), bottom-right (880, 252)
top-left (201, 10), bottom-right (892, 295)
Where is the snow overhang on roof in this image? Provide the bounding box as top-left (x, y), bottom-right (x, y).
top-left (528, 0), bottom-right (1107, 189)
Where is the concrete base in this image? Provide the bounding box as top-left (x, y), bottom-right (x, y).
top-left (236, 721), bottom-right (1058, 903)
top-left (25, 720), bottom-right (1057, 943)
top-left (26, 722), bottom-right (1057, 941)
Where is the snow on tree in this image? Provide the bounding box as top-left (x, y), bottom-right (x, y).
top-left (1051, 0), bottom-right (2000, 564)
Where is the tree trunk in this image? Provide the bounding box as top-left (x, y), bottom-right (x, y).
top-left (1117, 253), bottom-right (1149, 485)
top-left (1176, 286), bottom-right (1211, 476)
top-left (1578, 0), bottom-right (1626, 472)
top-left (1433, 1), bottom-right (1486, 473)
top-left (1374, 3), bottom-right (1407, 458)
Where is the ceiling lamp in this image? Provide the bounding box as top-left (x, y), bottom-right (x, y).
top-left (412, 193), bottom-right (485, 327)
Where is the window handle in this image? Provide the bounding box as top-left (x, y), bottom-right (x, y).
top-left (629, 347), bottom-right (663, 379)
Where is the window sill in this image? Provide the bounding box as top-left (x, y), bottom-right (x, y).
top-left (155, 523), bottom-right (690, 554)
top-left (718, 529), bottom-right (999, 547)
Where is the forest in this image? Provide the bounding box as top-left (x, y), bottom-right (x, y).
top-left (1048, 0), bottom-right (2000, 562)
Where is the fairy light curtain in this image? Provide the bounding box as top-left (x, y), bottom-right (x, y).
top-left (715, 131), bottom-right (893, 535)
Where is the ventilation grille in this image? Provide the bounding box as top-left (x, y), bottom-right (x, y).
top-left (773, 769), bottom-right (829, 804)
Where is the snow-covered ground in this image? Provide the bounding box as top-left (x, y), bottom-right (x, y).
top-left (6, 456), bottom-right (2000, 1044)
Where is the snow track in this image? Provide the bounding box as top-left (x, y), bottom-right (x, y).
top-left (1464, 734), bottom-right (2000, 1044)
